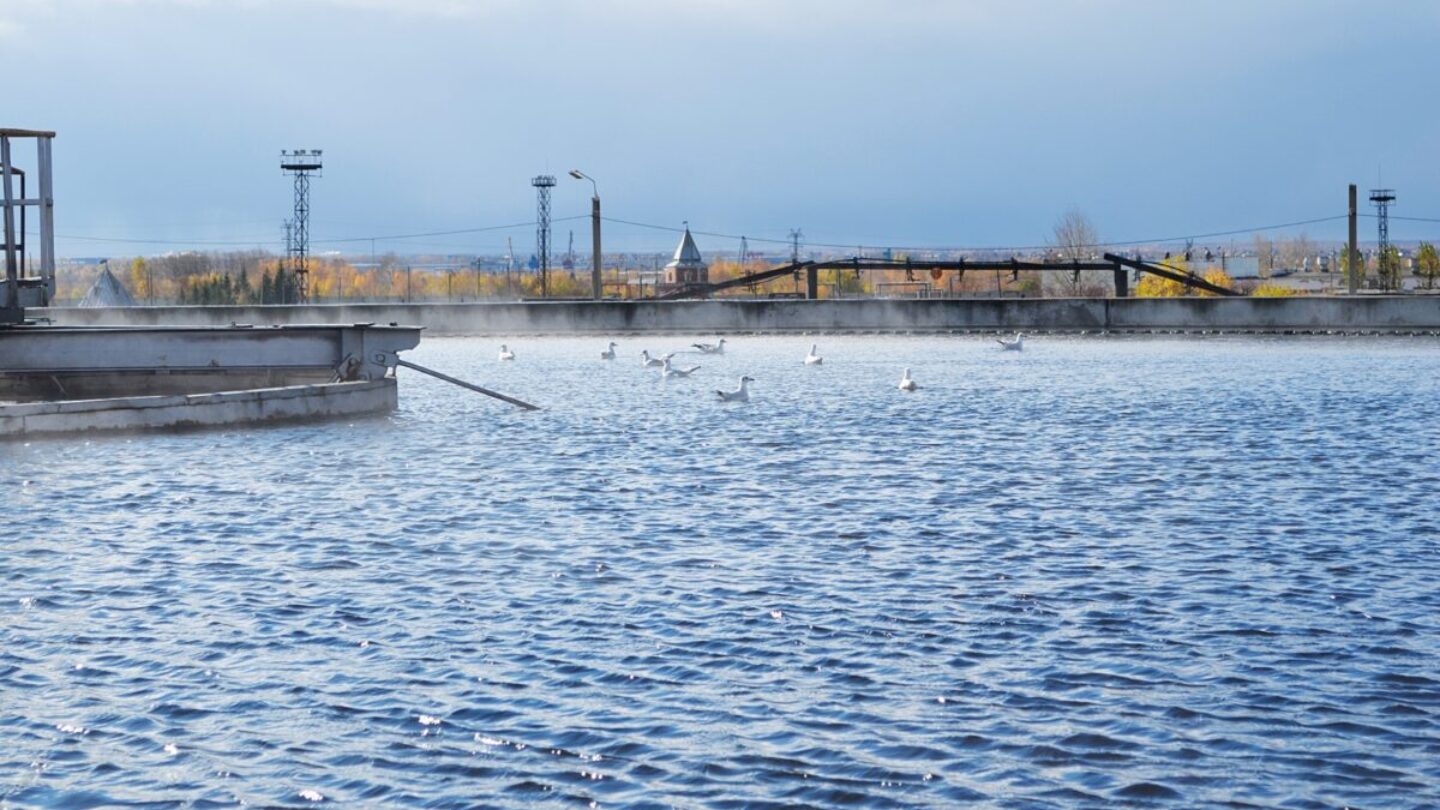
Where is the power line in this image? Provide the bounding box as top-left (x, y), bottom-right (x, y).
top-left (50, 233), bottom-right (277, 246)
top-left (312, 216), bottom-right (586, 245)
top-left (39, 215), bottom-right (591, 249)
top-left (601, 214), bottom-right (1352, 253)
top-left (42, 209), bottom-right (1437, 255)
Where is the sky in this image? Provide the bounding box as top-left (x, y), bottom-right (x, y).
top-left (3, 0), bottom-right (1439, 258)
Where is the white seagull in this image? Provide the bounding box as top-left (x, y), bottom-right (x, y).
top-left (716, 375), bottom-right (753, 402)
top-left (661, 358), bottom-right (701, 378)
top-left (601, 342), bottom-right (618, 360)
top-left (997, 333), bottom-right (1025, 351)
top-left (898, 368), bottom-right (919, 391)
top-left (641, 350), bottom-right (674, 368)
top-left (693, 338), bottom-right (727, 355)
top-left (498, 344), bottom-right (515, 361)
top-left (804, 344), bottom-right (823, 365)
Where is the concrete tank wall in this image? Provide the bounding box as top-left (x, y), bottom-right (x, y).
top-left (0, 379), bottom-right (396, 438)
top-left (35, 297), bottom-right (1440, 335)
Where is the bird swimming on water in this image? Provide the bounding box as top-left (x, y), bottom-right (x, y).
top-left (716, 375), bottom-right (753, 402)
top-left (498, 344), bottom-right (515, 361)
top-left (898, 368), bottom-right (918, 391)
top-left (804, 344), bottom-right (823, 365)
top-left (997, 333), bottom-right (1025, 351)
top-left (693, 338), bottom-right (727, 355)
top-left (661, 358), bottom-right (701, 378)
top-left (601, 342), bottom-right (617, 360)
top-left (641, 350), bottom-right (674, 368)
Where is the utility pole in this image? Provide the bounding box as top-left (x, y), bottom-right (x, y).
top-left (568, 170), bottom-right (602, 300)
top-left (281, 220), bottom-right (293, 304)
top-left (590, 197), bottom-right (601, 299)
top-left (1347, 184), bottom-right (1359, 294)
top-left (505, 236), bottom-right (515, 297)
top-left (789, 228), bottom-right (803, 295)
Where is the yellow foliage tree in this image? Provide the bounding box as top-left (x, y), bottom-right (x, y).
top-left (1197, 268), bottom-right (1235, 297)
top-left (1134, 257), bottom-right (1187, 297)
top-left (129, 257), bottom-right (151, 303)
top-left (1251, 283), bottom-right (1296, 297)
top-left (1135, 257), bottom-right (1236, 298)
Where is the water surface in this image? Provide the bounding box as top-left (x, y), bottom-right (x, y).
top-left (3, 335), bottom-right (1438, 808)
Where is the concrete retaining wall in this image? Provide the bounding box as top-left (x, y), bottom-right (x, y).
top-left (35, 297), bottom-right (1440, 335)
top-left (0, 378), bottom-right (396, 438)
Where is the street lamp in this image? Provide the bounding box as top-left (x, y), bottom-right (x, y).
top-left (569, 170), bottom-right (602, 300)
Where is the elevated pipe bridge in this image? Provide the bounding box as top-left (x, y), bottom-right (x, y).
top-left (653, 254), bottom-right (1240, 300)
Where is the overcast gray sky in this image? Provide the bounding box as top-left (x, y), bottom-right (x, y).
top-left (3, 0), bottom-right (1438, 257)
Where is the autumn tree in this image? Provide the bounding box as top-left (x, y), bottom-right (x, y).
top-left (1340, 247), bottom-right (1367, 290)
top-left (1198, 267), bottom-right (1235, 297)
top-left (1415, 242), bottom-right (1440, 289)
top-left (1378, 245), bottom-right (1404, 291)
top-left (129, 257), bottom-right (152, 304)
top-left (1253, 233), bottom-right (1275, 279)
top-left (1134, 255), bottom-right (1189, 298)
top-left (1277, 232), bottom-right (1314, 272)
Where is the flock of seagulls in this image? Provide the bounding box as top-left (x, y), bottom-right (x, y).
top-left (496, 333), bottom-right (1025, 403)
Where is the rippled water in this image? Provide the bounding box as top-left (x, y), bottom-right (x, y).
top-left (4, 335), bottom-right (1440, 808)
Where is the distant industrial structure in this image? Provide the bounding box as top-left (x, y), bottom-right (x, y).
top-left (531, 174), bottom-right (556, 297)
top-left (280, 149), bottom-right (323, 302)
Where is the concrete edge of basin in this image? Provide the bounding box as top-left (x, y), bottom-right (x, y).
top-left (0, 378), bottom-right (396, 439)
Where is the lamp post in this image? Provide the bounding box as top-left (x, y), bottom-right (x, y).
top-left (569, 170), bottom-right (602, 300)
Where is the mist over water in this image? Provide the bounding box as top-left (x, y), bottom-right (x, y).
top-left (4, 335), bottom-right (1439, 808)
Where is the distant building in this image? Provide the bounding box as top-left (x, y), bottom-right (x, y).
top-left (663, 227), bottom-right (709, 287)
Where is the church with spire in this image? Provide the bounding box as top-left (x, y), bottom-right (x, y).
top-left (662, 224), bottom-right (709, 289)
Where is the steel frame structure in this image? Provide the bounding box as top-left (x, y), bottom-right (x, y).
top-left (532, 175), bottom-right (556, 297)
top-left (280, 149), bottom-right (323, 303)
top-left (1, 129), bottom-right (56, 323)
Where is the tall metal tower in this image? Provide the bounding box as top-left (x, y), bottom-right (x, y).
top-left (532, 174), bottom-right (556, 297)
top-left (1370, 188), bottom-right (1396, 290)
top-left (280, 149), bottom-right (323, 302)
top-left (789, 228), bottom-right (803, 263)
